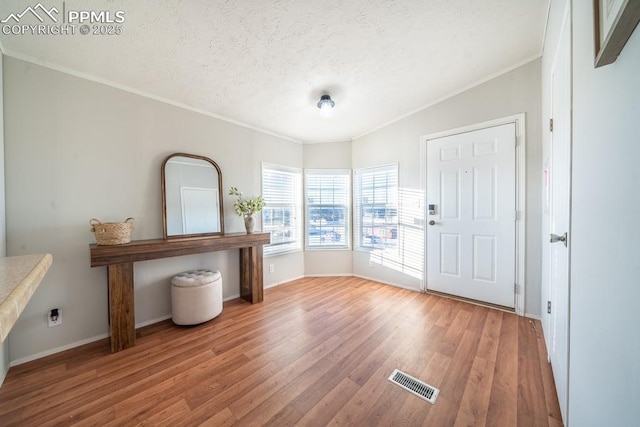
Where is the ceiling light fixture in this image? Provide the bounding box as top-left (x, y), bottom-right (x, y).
top-left (317, 94), bottom-right (335, 117)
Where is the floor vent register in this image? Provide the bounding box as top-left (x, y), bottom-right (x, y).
top-left (387, 369), bottom-right (439, 404)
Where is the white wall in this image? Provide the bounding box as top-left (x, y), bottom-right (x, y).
top-left (567, 2), bottom-right (640, 425)
top-left (0, 54), bottom-right (5, 259)
top-left (3, 55), bottom-right (545, 363)
top-left (352, 60), bottom-right (543, 315)
top-left (0, 52), bottom-right (9, 383)
top-left (303, 141), bottom-right (353, 276)
top-left (3, 57), bottom-right (304, 362)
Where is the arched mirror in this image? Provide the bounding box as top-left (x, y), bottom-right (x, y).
top-left (162, 153), bottom-right (224, 239)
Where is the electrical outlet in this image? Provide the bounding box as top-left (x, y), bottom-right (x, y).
top-left (48, 308), bottom-right (62, 327)
top-left (368, 260), bottom-right (374, 268)
top-left (269, 264), bottom-right (275, 273)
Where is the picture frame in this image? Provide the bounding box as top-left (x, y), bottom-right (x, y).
top-left (594, 0), bottom-right (640, 67)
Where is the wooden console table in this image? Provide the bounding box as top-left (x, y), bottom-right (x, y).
top-left (90, 233), bottom-right (270, 352)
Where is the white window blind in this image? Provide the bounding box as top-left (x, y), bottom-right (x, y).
top-left (305, 169), bottom-right (351, 249)
top-left (354, 164), bottom-right (399, 251)
top-left (262, 163), bottom-right (302, 255)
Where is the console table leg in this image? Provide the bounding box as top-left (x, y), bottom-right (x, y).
top-left (240, 245), bottom-right (264, 303)
top-left (107, 262), bottom-right (135, 352)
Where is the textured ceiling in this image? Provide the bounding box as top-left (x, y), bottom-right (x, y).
top-left (0, 1), bottom-right (548, 142)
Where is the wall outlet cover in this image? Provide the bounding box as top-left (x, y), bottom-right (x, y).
top-left (48, 309), bottom-right (62, 327)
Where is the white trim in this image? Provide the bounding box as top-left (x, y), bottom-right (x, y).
top-left (1, 50), bottom-right (302, 144)
top-left (10, 332), bottom-right (109, 366)
top-left (304, 168), bottom-right (352, 250)
top-left (304, 248), bottom-right (352, 252)
top-left (421, 113), bottom-right (527, 316)
top-left (6, 312), bottom-right (204, 366)
top-left (0, 361), bottom-right (9, 387)
top-left (265, 276), bottom-right (305, 288)
top-left (7, 267), bottom-right (530, 367)
top-left (353, 57), bottom-right (541, 140)
top-left (352, 274), bottom-right (421, 292)
top-left (10, 314), bottom-right (173, 367)
top-left (353, 163), bottom-right (399, 251)
top-left (264, 248), bottom-right (302, 258)
top-left (424, 290), bottom-right (518, 315)
top-left (224, 293), bottom-right (240, 302)
top-left (541, 0), bottom-right (553, 57)
top-left (261, 162), bottom-right (304, 256)
top-left (0, 49), bottom-right (542, 145)
top-left (304, 273), bottom-right (353, 277)
top-left (261, 162), bottom-right (302, 174)
top-left (302, 139), bottom-right (353, 145)
top-left (525, 313), bottom-right (542, 321)
top-left (304, 168), bottom-right (352, 175)
top-left (8, 281), bottom-right (306, 367)
top-left (135, 315), bottom-right (172, 329)
top-left (419, 133), bottom-right (428, 293)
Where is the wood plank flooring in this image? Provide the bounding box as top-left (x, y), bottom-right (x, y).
top-left (0, 277), bottom-right (563, 426)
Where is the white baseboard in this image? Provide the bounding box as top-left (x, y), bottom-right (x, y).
top-left (11, 333), bottom-right (109, 367)
top-left (8, 275), bottom-right (538, 367)
top-left (304, 273), bottom-right (353, 277)
top-left (224, 293), bottom-right (240, 302)
top-left (525, 313), bottom-right (542, 321)
top-left (0, 362), bottom-right (9, 387)
top-left (11, 315), bottom-right (172, 367)
top-left (265, 275), bottom-right (305, 289)
top-left (135, 315), bottom-right (172, 329)
top-left (352, 274), bottom-right (421, 292)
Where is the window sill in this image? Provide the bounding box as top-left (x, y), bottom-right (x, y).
top-left (305, 247), bottom-right (351, 252)
top-left (264, 248), bottom-right (302, 258)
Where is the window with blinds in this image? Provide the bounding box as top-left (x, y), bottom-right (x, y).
top-left (305, 169), bottom-right (351, 249)
top-left (353, 164), bottom-right (399, 251)
top-left (262, 163), bottom-right (302, 256)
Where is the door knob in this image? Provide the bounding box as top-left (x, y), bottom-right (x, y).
top-left (428, 220), bottom-right (436, 226)
top-left (550, 232), bottom-right (567, 247)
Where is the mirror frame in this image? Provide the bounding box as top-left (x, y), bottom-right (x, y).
top-left (161, 152), bottom-right (225, 239)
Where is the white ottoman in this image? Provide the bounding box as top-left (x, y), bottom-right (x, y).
top-left (171, 270), bottom-right (223, 325)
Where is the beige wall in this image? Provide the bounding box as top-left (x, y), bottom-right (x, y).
top-left (352, 59), bottom-right (543, 315)
top-left (3, 57), bottom-right (304, 362)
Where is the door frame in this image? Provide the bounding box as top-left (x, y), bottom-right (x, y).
top-left (420, 113), bottom-right (526, 315)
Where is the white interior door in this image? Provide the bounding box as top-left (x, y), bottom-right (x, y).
top-left (181, 187), bottom-right (220, 234)
top-left (426, 123), bottom-right (516, 308)
top-left (548, 8), bottom-right (571, 422)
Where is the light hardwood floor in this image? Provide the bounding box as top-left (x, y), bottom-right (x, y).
top-left (0, 277), bottom-right (563, 426)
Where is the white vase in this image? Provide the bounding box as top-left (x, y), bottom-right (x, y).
top-left (244, 215), bottom-right (255, 234)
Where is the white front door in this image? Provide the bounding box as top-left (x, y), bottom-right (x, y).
top-left (426, 123), bottom-right (516, 308)
top-left (547, 7), bottom-right (571, 422)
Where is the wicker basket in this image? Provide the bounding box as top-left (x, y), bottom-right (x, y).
top-left (90, 218), bottom-right (134, 245)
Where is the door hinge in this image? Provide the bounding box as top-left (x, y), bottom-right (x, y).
top-left (514, 283), bottom-right (517, 294)
top-left (549, 118), bottom-right (554, 132)
top-left (547, 300), bottom-right (552, 314)
top-left (514, 210), bottom-right (520, 221)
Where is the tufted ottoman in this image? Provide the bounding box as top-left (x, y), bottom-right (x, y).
top-left (171, 270), bottom-right (223, 325)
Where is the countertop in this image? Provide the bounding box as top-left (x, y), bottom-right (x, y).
top-left (0, 254), bottom-right (53, 342)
